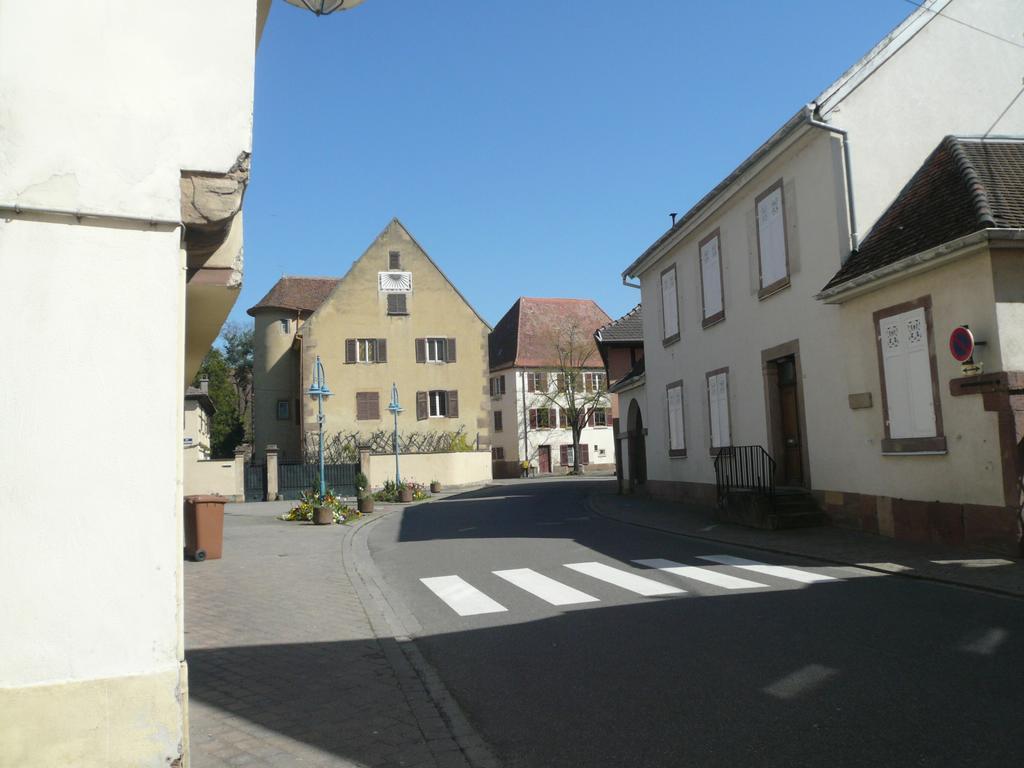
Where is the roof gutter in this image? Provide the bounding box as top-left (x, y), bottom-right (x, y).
top-left (807, 112), bottom-right (858, 254)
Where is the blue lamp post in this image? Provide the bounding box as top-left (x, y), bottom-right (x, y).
top-left (387, 382), bottom-right (403, 486)
top-left (307, 355), bottom-right (332, 496)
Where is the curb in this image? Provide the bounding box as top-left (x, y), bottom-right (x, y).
top-left (585, 494), bottom-right (1024, 601)
top-left (343, 507), bottom-right (501, 768)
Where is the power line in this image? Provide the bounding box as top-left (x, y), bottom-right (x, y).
top-left (901, 0), bottom-right (1024, 51)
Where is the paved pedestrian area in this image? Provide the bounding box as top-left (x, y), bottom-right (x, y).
top-left (184, 502), bottom-right (475, 768)
top-left (588, 489), bottom-right (1024, 597)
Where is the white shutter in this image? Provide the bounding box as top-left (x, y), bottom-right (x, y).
top-left (667, 384), bottom-right (685, 451)
top-left (708, 373), bottom-right (730, 448)
top-left (700, 236), bottom-right (722, 318)
top-left (880, 307), bottom-right (936, 439)
top-left (757, 187), bottom-right (786, 287)
top-left (661, 268), bottom-right (679, 339)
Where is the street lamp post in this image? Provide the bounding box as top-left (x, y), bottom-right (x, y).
top-left (281, 0), bottom-right (367, 16)
top-left (387, 382), bottom-right (403, 486)
top-left (307, 355), bottom-right (332, 496)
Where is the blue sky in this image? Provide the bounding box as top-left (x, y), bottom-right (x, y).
top-left (236, 0), bottom-right (912, 329)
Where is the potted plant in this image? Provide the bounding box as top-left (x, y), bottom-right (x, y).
top-left (355, 472), bottom-right (374, 514)
top-left (430, 479), bottom-right (442, 494)
top-left (400, 482), bottom-right (414, 503)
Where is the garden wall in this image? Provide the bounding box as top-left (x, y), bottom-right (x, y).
top-left (365, 450), bottom-right (492, 490)
top-left (184, 456), bottom-right (242, 499)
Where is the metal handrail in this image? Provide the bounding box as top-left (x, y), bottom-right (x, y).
top-left (713, 445), bottom-right (776, 505)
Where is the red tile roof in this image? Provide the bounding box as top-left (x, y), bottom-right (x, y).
top-left (489, 298), bottom-right (612, 370)
top-left (247, 276), bottom-right (340, 316)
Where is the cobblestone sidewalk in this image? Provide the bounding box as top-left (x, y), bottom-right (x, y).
top-left (184, 502), bottom-right (476, 768)
top-left (588, 491), bottom-right (1024, 597)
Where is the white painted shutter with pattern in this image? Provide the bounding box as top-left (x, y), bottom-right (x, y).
top-left (709, 373), bottom-right (730, 448)
top-left (880, 307), bottom-right (936, 439)
top-left (700, 237), bottom-right (722, 318)
top-left (667, 384), bottom-right (685, 451)
top-left (661, 268), bottom-right (679, 339)
top-left (757, 187), bottom-right (786, 287)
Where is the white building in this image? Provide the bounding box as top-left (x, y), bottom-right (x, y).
top-left (488, 298), bottom-right (616, 476)
top-left (618, 0), bottom-right (1024, 554)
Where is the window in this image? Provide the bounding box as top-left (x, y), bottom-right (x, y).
top-left (526, 372), bottom-right (547, 393)
top-left (276, 399), bottom-right (290, 421)
top-left (529, 408), bottom-right (556, 429)
top-left (706, 369), bottom-right (731, 451)
top-left (387, 293), bottom-right (408, 315)
top-left (592, 408), bottom-right (609, 427)
top-left (492, 446), bottom-right (505, 460)
top-left (346, 338), bottom-right (387, 364)
top-left (279, 318), bottom-right (290, 334)
top-left (660, 264), bottom-right (680, 344)
top-left (875, 298), bottom-right (945, 453)
top-left (389, 250), bottom-right (401, 269)
top-left (554, 373), bottom-right (567, 392)
top-left (755, 180), bottom-right (789, 297)
top-left (699, 229), bottom-right (725, 326)
top-left (494, 410), bottom-right (503, 432)
top-left (666, 381), bottom-right (686, 457)
top-left (416, 390), bottom-right (460, 419)
top-left (489, 375), bottom-right (507, 396)
top-left (416, 337), bottom-right (456, 363)
top-left (559, 408), bottom-right (570, 429)
top-left (560, 444), bottom-right (590, 466)
top-left (583, 372), bottom-right (605, 392)
top-left (356, 392), bottom-right (380, 421)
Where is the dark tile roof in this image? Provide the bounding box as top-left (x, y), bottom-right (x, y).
top-left (595, 304), bottom-right (643, 344)
top-left (247, 276), bottom-right (340, 315)
top-left (185, 386), bottom-right (215, 413)
top-left (823, 136), bottom-right (1024, 292)
top-left (489, 298), bottom-right (612, 370)
top-left (608, 357), bottom-right (645, 394)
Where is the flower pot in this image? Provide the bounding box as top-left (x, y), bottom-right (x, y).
top-left (430, 481), bottom-right (442, 494)
top-left (357, 495), bottom-right (374, 514)
top-left (313, 506), bottom-right (334, 525)
top-left (400, 487), bottom-right (414, 503)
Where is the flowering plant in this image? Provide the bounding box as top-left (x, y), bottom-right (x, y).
top-left (279, 488), bottom-right (358, 524)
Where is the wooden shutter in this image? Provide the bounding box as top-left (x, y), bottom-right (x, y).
top-left (708, 374), bottom-right (730, 448)
top-left (415, 338), bottom-right (426, 363)
top-left (529, 409), bottom-right (538, 429)
top-left (580, 444), bottom-right (589, 465)
top-left (548, 409), bottom-right (557, 429)
top-left (560, 445), bottom-right (569, 466)
top-left (388, 293), bottom-right (407, 315)
top-left (416, 391), bottom-right (428, 420)
top-left (368, 392), bottom-right (380, 420)
top-left (539, 373), bottom-right (548, 391)
top-left (881, 308), bottom-right (936, 438)
top-left (447, 390), bottom-right (459, 418)
top-left (494, 411), bottom-right (503, 432)
top-left (700, 234), bottom-right (723, 318)
top-left (527, 374), bottom-right (535, 393)
top-left (356, 393), bottom-right (367, 420)
top-left (345, 339), bottom-right (356, 364)
top-left (587, 409), bottom-right (595, 427)
top-left (500, 375), bottom-right (506, 394)
top-left (757, 185), bottom-right (787, 287)
top-left (661, 267), bottom-right (679, 339)
top-left (668, 383), bottom-right (685, 453)
top-left (389, 250), bottom-right (401, 269)
top-left (446, 338), bottom-right (457, 363)
top-left (376, 339), bottom-right (387, 363)
top-left (489, 378), bottom-right (495, 396)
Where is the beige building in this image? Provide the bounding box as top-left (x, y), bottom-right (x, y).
top-left (184, 379), bottom-right (215, 461)
top-left (618, 0), bottom-right (1024, 555)
top-left (249, 218), bottom-right (492, 463)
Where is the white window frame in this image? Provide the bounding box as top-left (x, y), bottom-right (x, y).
top-left (755, 179), bottom-right (789, 297)
top-left (425, 337), bottom-right (448, 363)
top-left (356, 338), bottom-right (377, 363)
top-left (279, 318), bottom-right (290, 333)
top-left (428, 390), bottom-right (448, 418)
top-left (699, 229), bottom-right (724, 326)
top-left (666, 380), bottom-right (686, 457)
top-left (660, 264), bottom-right (680, 343)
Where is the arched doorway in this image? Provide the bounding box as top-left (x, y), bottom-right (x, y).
top-left (627, 399), bottom-right (647, 488)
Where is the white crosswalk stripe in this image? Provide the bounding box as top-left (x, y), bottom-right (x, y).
top-left (420, 575), bottom-right (507, 616)
top-left (697, 555), bottom-right (838, 584)
top-left (493, 568), bottom-right (599, 606)
top-left (563, 561), bottom-right (684, 596)
top-left (633, 559), bottom-right (769, 590)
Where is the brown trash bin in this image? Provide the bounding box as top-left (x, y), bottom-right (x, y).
top-left (184, 495), bottom-right (226, 561)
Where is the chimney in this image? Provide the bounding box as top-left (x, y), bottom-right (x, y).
top-left (670, 212), bottom-right (678, 226)
top-left (199, 374), bottom-right (209, 394)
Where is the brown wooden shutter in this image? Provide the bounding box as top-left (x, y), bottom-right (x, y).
top-left (560, 445), bottom-right (568, 466)
top-left (345, 339), bottom-right (356, 363)
top-left (369, 392), bottom-right (380, 420)
top-left (387, 293), bottom-right (407, 315)
top-left (447, 390), bottom-right (459, 418)
top-left (416, 391), bottom-right (428, 420)
top-left (494, 411), bottom-right (503, 432)
top-left (415, 338), bottom-right (426, 363)
top-left (587, 409), bottom-right (595, 427)
top-left (356, 393), bottom-right (367, 420)
top-left (526, 374), bottom-right (535, 393)
top-left (548, 409), bottom-right (557, 428)
top-left (447, 338), bottom-right (457, 363)
top-left (500, 374), bottom-right (506, 394)
top-left (529, 409), bottom-right (538, 429)
top-left (389, 250), bottom-right (401, 269)
top-left (539, 373), bottom-right (548, 391)
top-left (581, 444), bottom-right (590, 465)
top-left (376, 339), bottom-right (387, 363)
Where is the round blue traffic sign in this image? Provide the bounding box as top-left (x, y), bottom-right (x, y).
top-left (949, 326), bottom-right (974, 363)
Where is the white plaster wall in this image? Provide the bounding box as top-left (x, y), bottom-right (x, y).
top-left (826, 0), bottom-right (1024, 237)
top-left (487, 370), bottom-right (520, 461)
top-left (367, 451), bottom-right (493, 489)
top-left (0, 219), bottom-right (184, 687)
top-left (185, 458), bottom-right (240, 498)
top-left (0, 0), bottom-right (259, 220)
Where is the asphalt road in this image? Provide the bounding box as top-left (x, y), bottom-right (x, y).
top-left (364, 479), bottom-right (1024, 768)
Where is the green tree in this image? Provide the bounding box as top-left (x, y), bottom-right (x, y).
top-left (221, 321), bottom-right (254, 439)
top-left (194, 347), bottom-right (245, 458)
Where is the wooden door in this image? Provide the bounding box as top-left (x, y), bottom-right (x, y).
top-left (538, 445), bottom-right (551, 474)
top-left (777, 356), bottom-right (803, 486)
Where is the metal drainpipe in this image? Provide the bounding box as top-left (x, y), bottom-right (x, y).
top-left (521, 371), bottom-right (529, 468)
top-left (0, 202), bottom-right (181, 229)
top-left (806, 113), bottom-right (859, 254)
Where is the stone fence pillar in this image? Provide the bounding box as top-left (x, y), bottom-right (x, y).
top-left (232, 446), bottom-right (247, 502)
top-left (358, 445), bottom-right (372, 491)
top-left (266, 444), bottom-right (280, 501)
